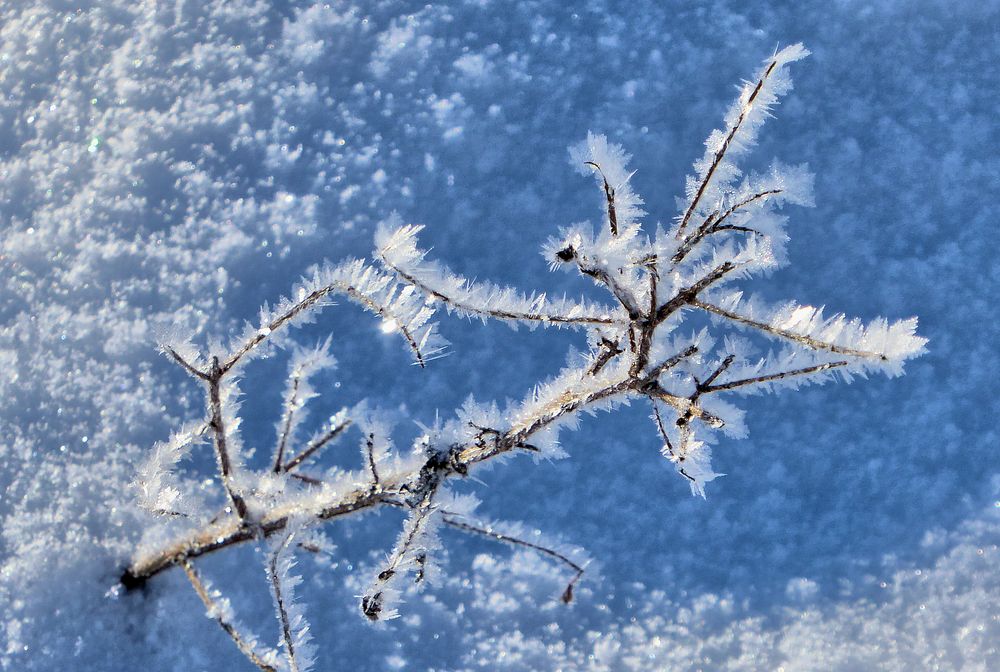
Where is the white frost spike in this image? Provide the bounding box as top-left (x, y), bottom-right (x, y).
top-left (134, 422), bottom-right (206, 516)
top-left (265, 518), bottom-right (316, 672)
top-left (661, 427), bottom-right (723, 498)
top-left (155, 324), bottom-right (204, 376)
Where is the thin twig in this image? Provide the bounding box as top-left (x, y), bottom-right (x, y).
top-left (654, 261), bottom-right (738, 325)
top-left (643, 345), bottom-right (699, 382)
top-left (676, 57), bottom-right (781, 238)
top-left (587, 338), bottom-right (623, 376)
top-left (650, 402), bottom-right (695, 484)
top-left (700, 360), bottom-right (848, 393)
top-left (442, 517), bottom-right (585, 603)
top-left (699, 354), bottom-right (736, 390)
top-left (272, 376), bottom-right (301, 473)
top-left (672, 189), bottom-right (780, 265)
top-left (362, 486), bottom-right (439, 621)
top-left (164, 346), bottom-right (208, 380)
top-left (692, 299), bottom-right (890, 360)
top-left (181, 558), bottom-right (276, 672)
top-left (365, 432), bottom-right (381, 491)
top-left (283, 420), bottom-right (351, 473)
top-left (206, 358), bottom-right (248, 520)
top-left (584, 161), bottom-right (619, 236)
top-left (384, 262), bottom-right (622, 327)
top-left (265, 533), bottom-right (302, 672)
top-left (574, 256), bottom-right (643, 319)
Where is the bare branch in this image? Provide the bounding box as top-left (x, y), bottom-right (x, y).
top-left (573, 255), bottom-right (644, 319)
top-left (587, 338), bottom-right (623, 376)
top-left (265, 531), bottom-right (305, 672)
top-left (650, 402), bottom-right (696, 484)
top-left (341, 284), bottom-right (433, 368)
top-left (699, 354), bottom-right (736, 390)
top-left (672, 189), bottom-right (781, 265)
top-left (643, 344), bottom-right (699, 382)
top-left (222, 287), bottom-right (337, 374)
top-left (362, 486), bottom-right (440, 621)
top-left (643, 383), bottom-right (725, 429)
top-left (654, 261), bottom-right (737, 325)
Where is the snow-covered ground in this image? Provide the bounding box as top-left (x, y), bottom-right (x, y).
top-left (2, 1), bottom-right (997, 669)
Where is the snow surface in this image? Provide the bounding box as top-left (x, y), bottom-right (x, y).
top-left (2, 0), bottom-right (998, 669)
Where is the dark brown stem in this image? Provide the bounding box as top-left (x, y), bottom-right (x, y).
top-left (164, 346), bottom-right (208, 380)
top-left (207, 357), bottom-right (248, 520)
top-left (584, 161), bottom-right (619, 236)
top-left (272, 376), bottom-right (301, 473)
top-left (692, 299), bottom-right (890, 360)
top-left (588, 338), bottom-right (623, 375)
top-left (266, 533), bottom-right (301, 672)
top-left (384, 262), bottom-right (622, 327)
top-left (365, 432), bottom-right (381, 491)
top-left (442, 517), bottom-right (585, 603)
top-left (283, 420), bottom-right (351, 473)
top-left (700, 360), bottom-right (848, 393)
top-left (654, 261), bottom-right (737, 326)
top-left (676, 57), bottom-right (781, 238)
top-left (672, 189), bottom-right (780, 265)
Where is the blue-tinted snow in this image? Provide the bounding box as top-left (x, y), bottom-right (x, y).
top-left (1, 1), bottom-right (998, 669)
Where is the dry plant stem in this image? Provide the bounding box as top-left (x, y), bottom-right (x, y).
top-left (676, 56), bottom-right (781, 238)
top-left (365, 433), bottom-right (381, 490)
top-left (583, 161), bottom-right (619, 236)
top-left (651, 402), bottom-right (696, 484)
top-left (266, 540), bottom-right (300, 672)
top-left (127, 252), bottom-right (856, 588)
top-left (272, 376), bottom-right (301, 472)
top-left (701, 360), bottom-right (848, 393)
top-left (282, 420), bottom-right (351, 473)
top-left (223, 279), bottom-right (431, 371)
top-left (691, 299), bottom-right (890, 360)
top-left (672, 189), bottom-right (781, 265)
top-left (181, 558), bottom-right (277, 672)
top-left (574, 257), bottom-right (643, 319)
top-left (207, 357), bottom-right (249, 520)
top-left (441, 517), bottom-right (585, 603)
top-left (381, 261), bottom-right (623, 327)
top-left (363, 486), bottom-right (439, 620)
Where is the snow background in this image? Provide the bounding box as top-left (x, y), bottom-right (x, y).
top-left (1, 0), bottom-right (998, 669)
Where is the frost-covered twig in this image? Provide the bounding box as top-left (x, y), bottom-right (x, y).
top-left (181, 558), bottom-right (277, 672)
top-left (442, 517), bottom-right (586, 603)
top-left (282, 414), bottom-right (351, 473)
top-left (264, 522), bottom-right (315, 672)
top-left (127, 44), bottom-right (927, 669)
